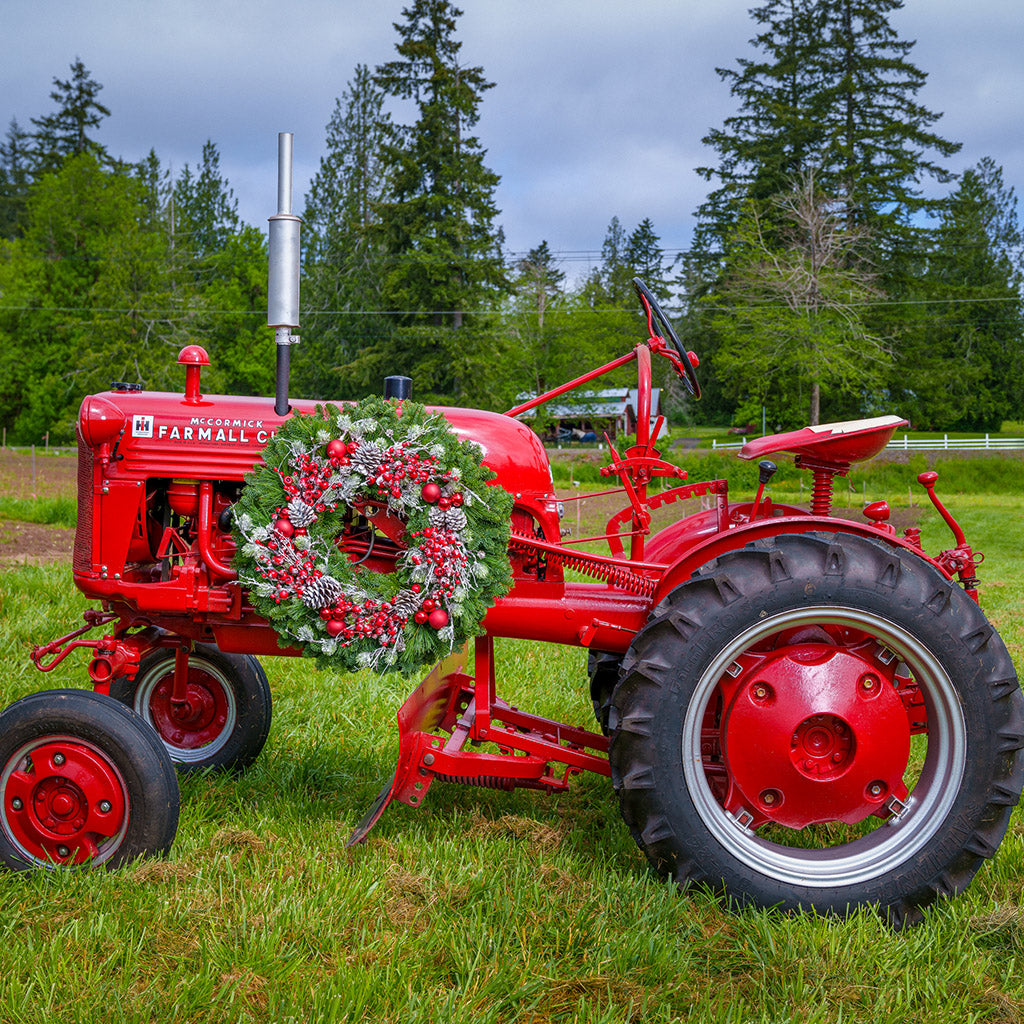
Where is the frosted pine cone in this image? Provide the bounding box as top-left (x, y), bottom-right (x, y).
top-left (428, 506), bottom-right (468, 532)
top-left (287, 497), bottom-right (318, 529)
top-left (349, 440), bottom-right (384, 477)
top-left (302, 574), bottom-right (344, 609)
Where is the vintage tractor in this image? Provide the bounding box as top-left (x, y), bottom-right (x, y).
top-left (2, 137), bottom-right (1021, 926)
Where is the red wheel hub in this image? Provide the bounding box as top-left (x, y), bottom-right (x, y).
top-left (720, 643), bottom-right (911, 829)
top-left (148, 669), bottom-right (229, 750)
top-left (3, 740), bottom-right (127, 864)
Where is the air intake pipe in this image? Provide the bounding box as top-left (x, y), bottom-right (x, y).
top-left (268, 132), bottom-right (301, 416)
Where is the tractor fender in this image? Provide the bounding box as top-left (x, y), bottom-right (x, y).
top-left (650, 515), bottom-right (949, 609)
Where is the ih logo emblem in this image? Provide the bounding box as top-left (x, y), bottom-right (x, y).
top-left (132, 414), bottom-right (154, 438)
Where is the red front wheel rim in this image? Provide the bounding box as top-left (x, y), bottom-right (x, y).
top-left (1, 737), bottom-right (129, 866)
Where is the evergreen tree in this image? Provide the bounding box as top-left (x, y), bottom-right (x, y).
top-left (893, 158), bottom-right (1024, 429)
top-left (172, 141), bottom-right (240, 259)
top-left (626, 218), bottom-right (670, 301)
top-left (0, 118), bottom-right (32, 238)
top-left (695, 0), bottom-right (960, 251)
top-left (297, 65), bottom-right (394, 398)
top-left (29, 58), bottom-right (111, 175)
top-left (507, 240), bottom-right (568, 394)
top-left (707, 172), bottom-right (889, 426)
top-left (697, 0), bottom-right (824, 253)
top-left (369, 0), bottom-right (510, 402)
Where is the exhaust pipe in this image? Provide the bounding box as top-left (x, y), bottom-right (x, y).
top-left (268, 132), bottom-right (301, 417)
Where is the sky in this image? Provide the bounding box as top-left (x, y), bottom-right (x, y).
top-left (3, 0), bottom-right (1023, 278)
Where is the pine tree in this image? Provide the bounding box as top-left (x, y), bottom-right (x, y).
top-left (695, 0), bottom-right (960, 251)
top-left (29, 58), bottom-right (111, 175)
top-left (707, 172), bottom-right (889, 426)
top-left (297, 65), bottom-right (394, 398)
top-left (626, 218), bottom-right (670, 301)
top-left (172, 141), bottom-right (240, 259)
top-left (370, 0), bottom-right (510, 402)
top-left (0, 118), bottom-right (32, 238)
top-left (893, 158), bottom-right (1024, 429)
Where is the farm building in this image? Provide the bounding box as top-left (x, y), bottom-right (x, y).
top-left (514, 388), bottom-right (664, 444)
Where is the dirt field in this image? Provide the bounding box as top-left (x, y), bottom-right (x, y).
top-left (0, 450), bottom-right (76, 564)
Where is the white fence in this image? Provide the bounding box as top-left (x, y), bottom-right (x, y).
top-left (712, 433), bottom-right (1024, 453)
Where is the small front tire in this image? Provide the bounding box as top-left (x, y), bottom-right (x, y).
top-left (110, 644), bottom-right (272, 774)
top-left (0, 690), bottom-right (180, 871)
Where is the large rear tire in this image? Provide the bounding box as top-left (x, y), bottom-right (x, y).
top-left (0, 690), bottom-right (179, 871)
top-left (110, 644), bottom-right (271, 774)
top-left (610, 532), bottom-right (1024, 925)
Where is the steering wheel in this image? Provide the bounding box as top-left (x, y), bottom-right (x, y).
top-left (632, 278), bottom-right (701, 398)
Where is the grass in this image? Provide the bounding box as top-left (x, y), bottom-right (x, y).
top-left (3, 464), bottom-right (1024, 1021)
top-left (0, 494), bottom-right (77, 528)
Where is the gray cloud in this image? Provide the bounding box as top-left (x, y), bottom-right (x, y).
top-left (3, 0), bottom-right (1021, 268)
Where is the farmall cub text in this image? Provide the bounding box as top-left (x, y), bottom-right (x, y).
top-left (3, 136), bottom-right (1022, 926)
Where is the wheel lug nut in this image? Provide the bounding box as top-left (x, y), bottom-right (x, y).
top-left (11, 798), bottom-right (22, 811)
top-left (56, 845), bottom-right (71, 859)
top-left (52, 753), bottom-right (66, 766)
top-left (98, 800), bottom-right (112, 814)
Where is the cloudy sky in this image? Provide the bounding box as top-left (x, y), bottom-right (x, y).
top-left (4, 0), bottom-right (1022, 276)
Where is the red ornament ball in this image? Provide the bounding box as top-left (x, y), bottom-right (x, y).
top-left (274, 517), bottom-right (294, 537)
top-left (421, 482), bottom-right (442, 504)
top-left (325, 619), bottom-right (346, 637)
top-left (414, 610), bottom-right (429, 625)
top-left (326, 439), bottom-right (348, 460)
top-left (427, 608), bottom-right (450, 630)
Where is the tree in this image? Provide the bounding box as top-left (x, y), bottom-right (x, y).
top-left (367, 0), bottom-right (510, 402)
top-left (707, 172), bottom-right (890, 426)
top-left (507, 240), bottom-right (568, 394)
top-left (0, 119), bottom-right (32, 239)
top-left (892, 158), bottom-right (1024, 429)
top-left (626, 218), bottom-right (670, 300)
top-left (171, 141), bottom-right (240, 259)
top-left (297, 65), bottom-right (394, 398)
top-left (29, 58), bottom-right (111, 175)
top-left (695, 0), bottom-right (960, 253)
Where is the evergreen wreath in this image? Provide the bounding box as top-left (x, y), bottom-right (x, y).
top-left (232, 397), bottom-right (514, 675)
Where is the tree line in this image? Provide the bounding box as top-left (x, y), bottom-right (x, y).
top-left (1, 0), bottom-right (1021, 445)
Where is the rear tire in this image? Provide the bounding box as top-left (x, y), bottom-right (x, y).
top-left (110, 644), bottom-right (271, 774)
top-left (610, 532), bottom-right (1024, 925)
top-left (0, 690), bottom-right (179, 871)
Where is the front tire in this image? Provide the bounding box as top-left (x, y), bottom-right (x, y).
top-left (0, 690), bottom-right (179, 871)
top-left (110, 644), bottom-right (272, 774)
top-left (610, 533), bottom-right (1024, 925)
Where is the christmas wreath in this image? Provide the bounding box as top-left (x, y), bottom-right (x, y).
top-left (232, 396), bottom-right (514, 675)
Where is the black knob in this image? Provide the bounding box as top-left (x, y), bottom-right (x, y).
top-left (384, 376), bottom-right (412, 400)
top-left (758, 460), bottom-right (778, 485)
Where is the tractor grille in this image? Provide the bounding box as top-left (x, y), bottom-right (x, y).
top-left (73, 428), bottom-right (93, 574)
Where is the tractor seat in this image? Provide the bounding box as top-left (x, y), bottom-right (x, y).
top-left (738, 415), bottom-right (907, 469)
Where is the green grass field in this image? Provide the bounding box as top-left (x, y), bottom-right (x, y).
top-left (2, 468), bottom-right (1024, 1022)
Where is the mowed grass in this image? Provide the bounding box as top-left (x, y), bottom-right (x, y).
top-left (2, 485), bottom-right (1024, 1020)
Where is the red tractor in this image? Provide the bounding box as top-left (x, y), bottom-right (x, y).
top-left (2, 138), bottom-right (1021, 926)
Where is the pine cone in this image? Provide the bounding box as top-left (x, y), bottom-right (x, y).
top-left (393, 589), bottom-right (422, 618)
top-left (349, 440), bottom-right (384, 477)
top-left (428, 506), bottom-right (468, 532)
top-left (287, 497), bottom-right (318, 528)
top-left (302, 574), bottom-right (343, 609)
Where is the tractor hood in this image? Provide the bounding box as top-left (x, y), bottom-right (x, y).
top-left (79, 387), bottom-right (553, 498)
